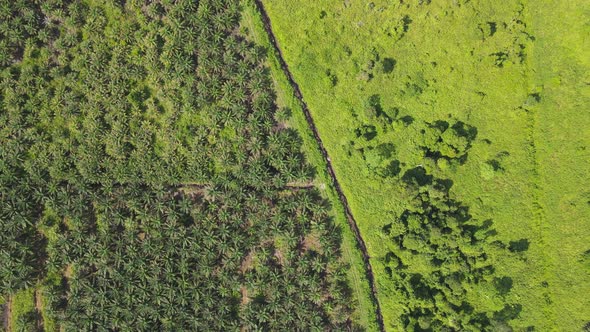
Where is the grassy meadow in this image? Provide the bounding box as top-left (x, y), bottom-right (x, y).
top-left (261, 0), bottom-right (590, 330)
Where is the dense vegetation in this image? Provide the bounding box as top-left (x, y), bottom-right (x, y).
top-left (260, 0), bottom-right (590, 330)
top-left (2, 0), bottom-right (588, 331)
top-left (0, 0), bottom-right (359, 330)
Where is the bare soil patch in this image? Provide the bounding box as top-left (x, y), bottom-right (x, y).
top-left (274, 248), bottom-right (285, 266)
top-left (34, 289), bottom-right (44, 332)
top-left (3, 296), bottom-right (12, 332)
top-left (240, 286), bottom-right (250, 305)
top-left (240, 251), bottom-right (256, 274)
top-left (302, 233), bottom-right (323, 253)
top-left (64, 264), bottom-right (74, 279)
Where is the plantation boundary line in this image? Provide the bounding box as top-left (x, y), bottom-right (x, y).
top-left (252, 1), bottom-right (385, 330)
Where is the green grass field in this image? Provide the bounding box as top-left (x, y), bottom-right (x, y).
top-left (7, 288), bottom-right (35, 331)
top-left (261, 0), bottom-right (590, 330)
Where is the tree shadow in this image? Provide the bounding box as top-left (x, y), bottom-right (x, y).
top-left (434, 178), bottom-right (453, 191)
top-left (399, 115), bottom-right (414, 126)
top-left (402, 166), bottom-right (433, 187)
top-left (493, 303), bottom-right (522, 322)
top-left (451, 121), bottom-right (478, 141)
top-left (355, 125), bottom-right (377, 141)
top-left (486, 159), bottom-right (504, 171)
top-left (508, 239), bottom-right (529, 253)
top-left (431, 120), bottom-right (449, 132)
top-left (380, 159), bottom-right (401, 177)
top-left (382, 58), bottom-right (396, 73)
top-left (494, 276), bottom-right (513, 296)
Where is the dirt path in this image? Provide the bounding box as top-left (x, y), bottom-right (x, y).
top-left (283, 184), bottom-right (315, 191)
top-left (2, 296), bottom-right (12, 332)
top-left (252, 1), bottom-right (385, 330)
top-left (34, 289), bottom-right (44, 332)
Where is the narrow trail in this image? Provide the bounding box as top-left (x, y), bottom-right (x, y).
top-left (2, 296), bottom-right (11, 332)
top-left (252, 1), bottom-right (385, 330)
top-left (34, 289), bottom-right (44, 332)
top-left (172, 183), bottom-right (316, 191)
top-left (522, 4), bottom-right (555, 323)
